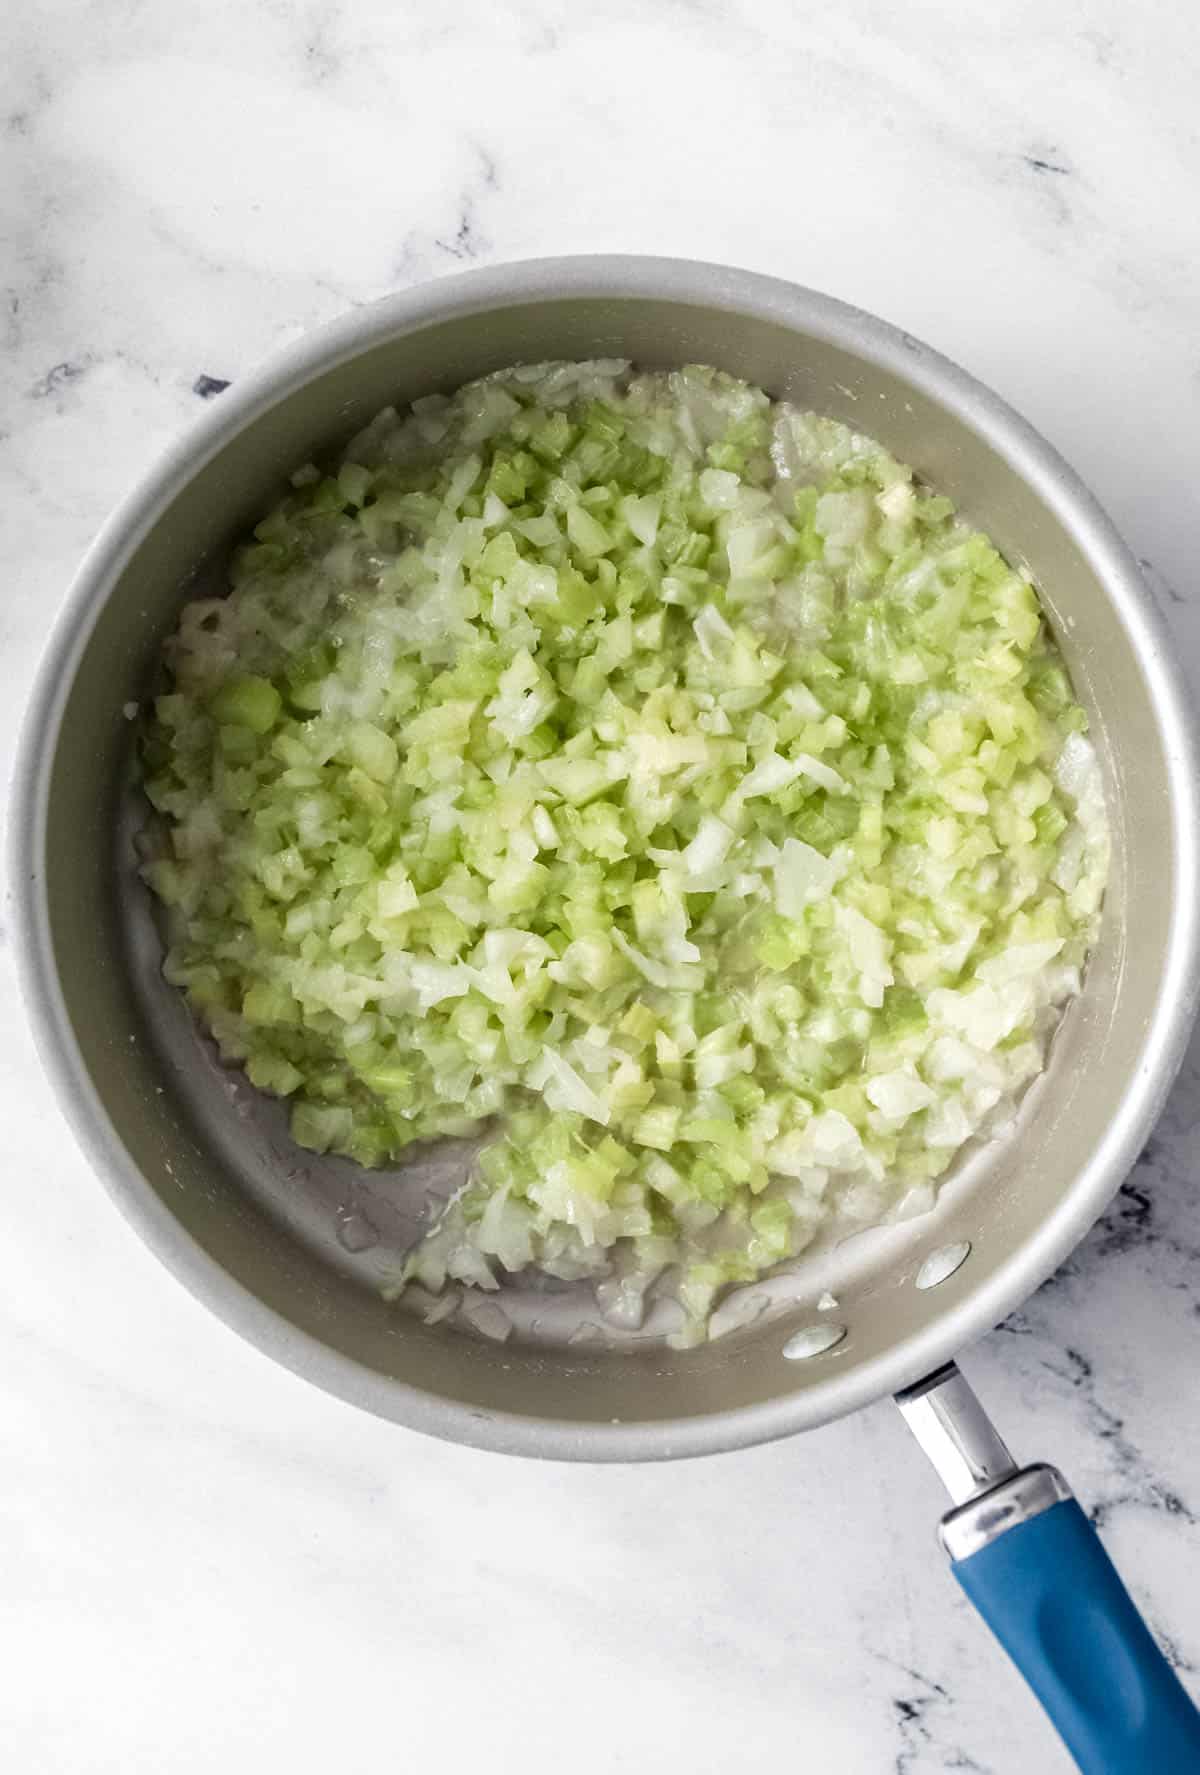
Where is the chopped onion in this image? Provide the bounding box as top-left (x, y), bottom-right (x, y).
top-left (142, 358), bottom-right (1108, 1345)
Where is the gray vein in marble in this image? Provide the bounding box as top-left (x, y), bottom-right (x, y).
top-left (982, 1030), bottom-right (1200, 1587)
top-left (29, 358), bottom-right (88, 399)
top-left (433, 142), bottom-right (499, 264)
top-left (1155, 1622), bottom-right (1200, 1680)
top-left (1008, 141), bottom-right (1078, 230)
top-left (886, 1661), bottom-right (992, 1775)
top-left (1040, 1344), bottom-right (1195, 1531)
top-left (1022, 151), bottom-right (1072, 179)
top-left (385, 141), bottom-right (501, 285)
top-left (1020, 1036), bottom-right (1200, 1293)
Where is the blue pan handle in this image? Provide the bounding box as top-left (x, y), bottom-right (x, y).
top-left (898, 1365), bottom-right (1200, 1774)
top-left (954, 1491), bottom-right (1200, 1771)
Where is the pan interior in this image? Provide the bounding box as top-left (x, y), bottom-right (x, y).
top-left (39, 281), bottom-right (1172, 1447)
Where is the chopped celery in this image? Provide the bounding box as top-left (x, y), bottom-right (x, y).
top-left (143, 359), bottom-right (1108, 1346)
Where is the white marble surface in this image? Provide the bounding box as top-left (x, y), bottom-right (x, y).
top-left (2, 4), bottom-right (1199, 1769)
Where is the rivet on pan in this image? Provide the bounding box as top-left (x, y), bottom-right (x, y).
top-left (782, 1323), bottom-right (847, 1361)
top-left (915, 1241), bottom-right (972, 1291)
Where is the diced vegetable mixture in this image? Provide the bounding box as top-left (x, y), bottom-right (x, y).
top-left (140, 362), bottom-right (1108, 1344)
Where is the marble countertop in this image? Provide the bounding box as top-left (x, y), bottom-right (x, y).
top-left (3, 4), bottom-right (1199, 1769)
